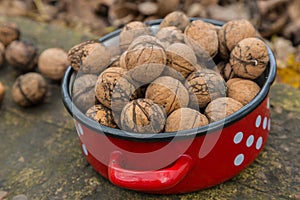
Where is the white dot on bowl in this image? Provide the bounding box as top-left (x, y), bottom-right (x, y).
top-left (246, 135), bottom-right (254, 147)
top-left (268, 118), bottom-right (271, 131)
top-left (263, 117), bottom-right (268, 130)
top-left (234, 132), bottom-right (243, 144)
top-left (234, 154), bottom-right (244, 166)
top-left (256, 137), bottom-right (263, 150)
top-left (267, 98), bottom-right (270, 109)
top-left (82, 144), bottom-right (88, 156)
top-left (76, 123), bottom-right (84, 136)
top-left (255, 115), bottom-right (261, 128)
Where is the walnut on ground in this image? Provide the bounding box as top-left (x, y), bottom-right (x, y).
top-left (0, 81), bottom-right (5, 103)
top-left (0, 22), bottom-right (20, 46)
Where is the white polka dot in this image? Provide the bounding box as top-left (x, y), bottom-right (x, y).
top-left (234, 154), bottom-right (244, 166)
top-left (267, 98), bottom-right (270, 109)
top-left (256, 137), bottom-right (263, 150)
top-left (255, 115), bottom-right (261, 128)
top-left (268, 118), bottom-right (271, 131)
top-left (263, 117), bottom-right (268, 130)
top-left (234, 132), bottom-right (243, 144)
top-left (246, 135), bottom-right (254, 147)
top-left (76, 123), bottom-right (84, 136)
top-left (82, 144), bottom-right (88, 156)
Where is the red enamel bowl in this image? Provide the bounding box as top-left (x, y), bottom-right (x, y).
top-left (61, 19), bottom-right (276, 194)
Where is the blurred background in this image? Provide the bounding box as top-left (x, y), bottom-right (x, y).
top-left (0, 0), bottom-right (299, 87)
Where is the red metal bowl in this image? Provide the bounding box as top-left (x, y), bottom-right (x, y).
top-left (61, 19), bottom-right (276, 194)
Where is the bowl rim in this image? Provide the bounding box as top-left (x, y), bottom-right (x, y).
top-left (61, 18), bottom-right (276, 142)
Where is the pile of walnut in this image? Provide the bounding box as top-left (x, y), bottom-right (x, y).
top-left (0, 21), bottom-right (68, 106)
top-left (68, 11), bottom-right (269, 134)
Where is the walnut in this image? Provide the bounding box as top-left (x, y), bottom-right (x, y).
top-left (38, 48), bottom-right (68, 81)
top-left (165, 107), bottom-right (208, 132)
top-left (226, 77), bottom-right (243, 88)
top-left (159, 11), bottom-right (189, 31)
top-left (119, 21), bottom-right (150, 50)
top-left (218, 19), bottom-right (256, 59)
top-left (204, 97), bottom-right (243, 122)
top-left (155, 26), bottom-right (184, 48)
top-left (184, 20), bottom-right (218, 58)
top-left (86, 104), bottom-right (118, 128)
top-left (166, 43), bottom-right (198, 78)
top-left (120, 98), bottom-right (166, 133)
top-left (0, 22), bottom-right (20, 46)
top-left (95, 67), bottom-right (138, 112)
top-left (68, 40), bottom-right (111, 74)
top-left (217, 61), bottom-right (235, 81)
top-left (0, 42), bottom-right (4, 68)
top-left (121, 46), bottom-right (166, 84)
top-left (0, 81), bottom-right (5, 103)
top-left (230, 37), bottom-right (269, 79)
top-left (72, 74), bottom-right (98, 112)
top-left (187, 68), bottom-right (226, 108)
top-left (227, 79), bottom-right (260, 105)
top-left (145, 76), bottom-right (189, 115)
top-left (5, 40), bottom-right (38, 72)
top-left (127, 35), bottom-right (164, 50)
top-left (12, 72), bottom-right (47, 107)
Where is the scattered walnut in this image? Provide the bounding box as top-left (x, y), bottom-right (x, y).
top-left (227, 79), bottom-right (260, 105)
top-left (187, 68), bottom-right (227, 108)
top-left (145, 76), bottom-right (189, 115)
top-left (0, 81), bottom-right (5, 103)
top-left (218, 19), bottom-right (257, 59)
top-left (0, 22), bottom-right (20, 46)
top-left (12, 72), bottom-right (47, 107)
top-left (205, 97), bottom-right (243, 122)
top-left (5, 40), bottom-right (38, 72)
top-left (38, 48), bottom-right (68, 81)
top-left (120, 98), bottom-right (166, 133)
top-left (165, 107), bottom-right (208, 132)
top-left (160, 11), bottom-right (189, 31)
top-left (184, 20), bottom-right (218, 58)
top-left (86, 104), bottom-right (118, 128)
top-left (230, 37), bottom-right (269, 79)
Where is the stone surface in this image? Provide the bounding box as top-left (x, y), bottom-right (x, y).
top-left (0, 17), bottom-right (299, 200)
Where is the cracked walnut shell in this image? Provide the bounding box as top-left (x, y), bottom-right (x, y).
top-left (230, 37), bottom-right (269, 79)
top-left (120, 98), bottom-right (166, 133)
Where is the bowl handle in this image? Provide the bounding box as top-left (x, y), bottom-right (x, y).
top-left (108, 151), bottom-right (193, 191)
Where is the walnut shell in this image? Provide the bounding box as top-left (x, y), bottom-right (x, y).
top-left (156, 26), bottom-right (184, 48)
top-left (121, 46), bottom-right (166, 84)
top-left (217, 61), bottom-right (235, 81)
top-left (0, 81), bottom-right (5, 103)
top-left (127, 35), bottom-right (164, 50)
top-left (165, 108), bottom-right (208, 132)
top-left (227, 79), bottom-right (260, 105)
top-left (5, 40), bottom-right (38, 72)
top-left (205, 97), bottom-right (243, 122)
top-left (67, 40), bottom-right (106, 72)
top-left (184, 20), bottom-right (218, 58)
top-left (12, 72), bottom-right (47, 107)
top-left (187, 68), bottom-right (227, 108)
top-left (218, 19), bottom-right (256, 59)
top-left (72, 74), bottom-right (98, 112)
top-left (159, 11), bottom-right (189, 31)
top-left (230, 37), bottom-right (269, 79)
top-left (0, 22), bottom-right (20, 46)
top-left (120, 98), bottom-right (166, 133)
top-left (119, 21), bottom-right (150, 50)
top-left (145, 76), bottom-right (189, 115)
top-left (166, 43), bottom-right (198, 78)
top-left (38, 48), bottom-right (68, 81)
top-left (86, 104), bottom-right (118, 128)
